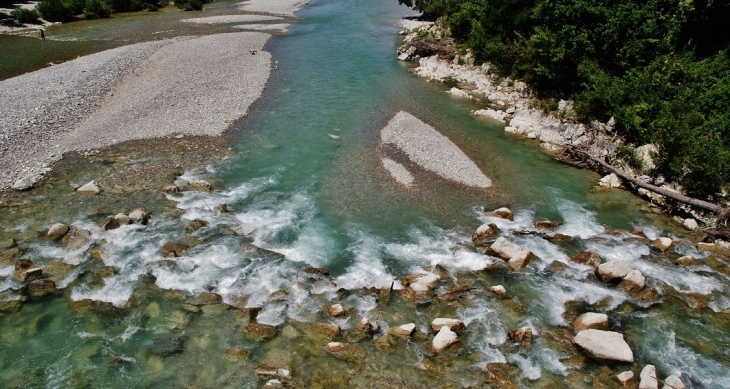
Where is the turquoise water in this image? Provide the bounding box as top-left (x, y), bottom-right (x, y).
top-left (1, 0), bottom-right (729, 387)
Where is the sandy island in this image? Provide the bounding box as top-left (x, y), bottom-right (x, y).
top-left (0, 0), bottom-right (309, 190)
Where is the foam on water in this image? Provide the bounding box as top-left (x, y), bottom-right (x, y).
top-left (507, 353), bottom-right (542, 380)
top-left (335, 227), bottom-right (394, 289)
top-left (553, 198), bottom-right (605, 239)
top-left (585, 238), bottom-right (650, 263)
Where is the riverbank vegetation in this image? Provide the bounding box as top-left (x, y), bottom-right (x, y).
top-left (399, 0), bottom-right (730, 201)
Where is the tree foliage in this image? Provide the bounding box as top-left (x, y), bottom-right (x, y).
top-left (399, 0), bottom-right (730, 199)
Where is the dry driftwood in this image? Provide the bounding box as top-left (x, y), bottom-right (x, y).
top-left (563, 147), bottom-right (724, 214)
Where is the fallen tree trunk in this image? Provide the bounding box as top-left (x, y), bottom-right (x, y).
top-left (563, 147), bottom-right (724, 214)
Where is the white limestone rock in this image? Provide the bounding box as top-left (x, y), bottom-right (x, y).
top-left (391, 323), bottom-right (416, 337)
top-left (430, 326), bottom-right (459, 354)
top-left (638, 365), bottom-right (658, 389)
top-left (76, 180), bottom-right (100, 194)
top-left (599, 173), bottom-right (622, 188)
top-left (618, 269), bottom-right (646, 293)
top-left (11, 177), bottom-right (33, 191)
top-left (573, 312), bottom-right (609, 331)
top-left (46, 223), bottom-right (69, 240)
top-left (596, 260), bottom-right (633, 283)
top-left (652, 237), bottom-right (673, 251)
top-left (488, 285), bottom-right (507, 297)
top-left (662, 375), bottom-right (685, 389)
top-left (614, 371), bottom-right (635, 387)
top-left (430, 318), bottom-right (465, 333)
top-left (683, 218), bottom-right (698, 231)
top-left (573, 329), bottom-right (634, 363)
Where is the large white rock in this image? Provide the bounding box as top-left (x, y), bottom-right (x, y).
top-left (430, 326), bottom-right (459, 354)
top-left (573, 329), bottom-right (634, 363)
top-left (490, 237), bottom-right (523, 260)
top-left (404, 272), bottom-right (440, 298)
top-left (662, 375), bottom-right (685, 389)
top-left (472, 223), bottom-right (498, 245)
top-left (430, 318), bottom-right (465, 333)
top-left (488, 285), bottom-right (507, 297)
top-left (596, 260), bottom-right (633, 283)
top-left (76, 180), bottom-right (100, 194)
top-left (391, 323), bottom-right (416, 337)
top-left (652, 237), bottom-right (673, 251)
top-left (638, 365), bottom-right (658, 389)
top-left (618, 269), bottom-right (645, 293)
top-left (614, 371), bottom-right (635, 387)
top-left (573, 312), bottom-right (609, 331)
top-left (683, 218), bottom-right (698, 231)
top-left (46, 223), bottom-right (69, 240)
top-left (599, 173), bottom-right (622, 188)
top-left (11, 177), bottom-right (33, 191)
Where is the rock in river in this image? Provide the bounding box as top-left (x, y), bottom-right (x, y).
top-left (573, 312), bottom-right (609, 331)
top-left (47, 223), bottom-right (69, 240)
top-left (430, 326), bottom-right (459, 354)
top-left (573, 329), bottom-right (634, 363)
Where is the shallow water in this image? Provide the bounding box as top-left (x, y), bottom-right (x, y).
top-left (2, 0), bottom-right (730, 387)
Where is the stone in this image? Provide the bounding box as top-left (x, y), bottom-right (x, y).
top-left (27, 279), bottom-right (58, 297)
top-left (675, 256), bottom-right (698, 266)
top-left (652, 237), bottom-right (673, 252)
top-left (490, 237), bottom-right (534, 266)
top-left (508, 327), bottom-right (533, 347)
top-left (430, 318), bottom-right (465, 333)
top-left (114, 213), bottom-right (131, 225)
top-left (186, 219), bottom-right (209, 233)
top-left (488, 285), bottom-right (507, 297)
top-left (128, 210), bottom-right (150, 225)
top-left (472, 223), bottom-right (498, 245)
top-left (613, 371), bottom-right (635, 387)
top-left (663, 375), bottom-right (685, 389)
top-left (98, 216), bottom-right (121, 231)
top-left (263, 379), bottom-right (284, 388)
top-left (304, 267), bottom-right (330, 277)
top-left (16, 267), bottom-right (43, 282)
top-left (507, 250), bottom-right (534, 271)
top-left (190, 180), bottom-right (213, 191)
top-left (638, 365), bottom-right (658, 389)
top-left (47, 223), bottom-right (69, 240)
top-left (254, 366), bottom-right (292, 382)
top-left (0, 300), bottom-right (22, 312)
top-left (151, 335), bottom-right (185, 355)
top-left (299, 323), bottom-right (341, 341)
top-left (346, 318), bottom-right (375, 343)
top-left (571, 250), bottom-right (603, 268)
top-left (162, 185), bottom-right (180, 194)
top-left (430, 326), bottom-right (459, 354)
top-left (599, 173), bottom-right (622, 188)
top-left (618, 269), bottom-right (645, 293)
top-left (76, 181), bottom-right (100, 194)
top-left (534, 220), bottom-right (564, 229)
top-left (225, 348), bottom-right (249, 361)
top-left (574, 312), bottom-right (609, 331)
top-left (325, 342), bottom-right (365, 361)
top-left (697, 242), bottom-right (716, 252)
top-left (488, 207), bottom-right (513, 221)
top-left (189, 292), bottom-right (223, 305)
top-left (403, 272), bottom-right (440, 299)
top-left (0, 238), bottom-right (17, 249)
top-left (485, 363), bottom-right (519, 389)
top-left (42, 260), bottom-right (76, 282)
top-left (323, 303), bottom-right (345, 317)
top-left (218, 204), bottom-right (229, 212)
top-left (67, 229), bottom-right (92, 251)
top-left (12, 178), bottom-right (33, 191)
top-left (242, 323), bottom-right (278, 342)
top-left (573, 329), bottom-right (634, 363)
top-left (683, 218), bottom-right (699, 231)
top-left (596, 260), bottom-right (633, 283)
top-left (162, 242), bottom-right (189, 257)
top-left (389, 323), bottom-right (416, 337)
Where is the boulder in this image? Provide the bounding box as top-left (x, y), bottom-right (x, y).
top-left (675, 256), bottom-right (698, 267)
top-left (128, 210), bottom-right (150, 225)
top-left (508, 327), bottom-right (533, 347)
top-left (486, 207), bottom-right (513, 221)
top-left (378, 281), bottom-right (393, 304)
top-left (190, 180), bottom-right (213, 191)
top-left (67, 229), bottom-right (92, 251)
top-left (76, 181), bottom-right (100, 194)
top-left (403, 272), bottom-right (440, 299)
top-left (11, 178), bottom-right (33, 191)
top-left (596, 260), bottom-right (633, 283)
top-left (151, 335), bottom-right (185, 355)
top-left (98, 216), bottom-right (121, 231)
top-left (27, 279), bottom-right (58, 297)
top-left (618, 269), bottom-right (645, 293)
top-left (613, 371), bottom-right (635, 387)
top-left (430, 326), bottom-right (459, 354)
top-left (114, 213), bottom-right (131, 225)
top-left (485, 363), bottom-right (520, 389)
top-left (186, 219), bottom-right (209, 233)
top-left (189, 292), bottom-right (222, 305)
top-left (507, 250), bottom-right (534, 271)
top-left (254, 366), bottom-right (292, 382)
top-left (573, 312), bottom-right (609, 331)
top-left (638, 365), bottom-right (658, 389)
top-left (663, 375), bottom-right (685, 389)
top-left (325, 342), bottom-right (365, 361)
top-left (488, 285), bottom-right (507, 298)
top-left (323, 303), bottom-right (345, 317)
top-left (304, 267), bottom-right (330, 277)
top-left (599, 173), bottom-right (622, 188)
top-left (430, 318), bottom-right (465, 333)
top-left (534, 220), bottom-right (564, 229)
top-left (0, 238), bottom-right (17, 249)
top-left (571, 250), bottom-right (603, 268)
top-left (16, 267), bottom-right (43, 282)
top-left (263, 379), bottom-right (284, 388)
top-left (490, 238), bottom-right (535, 270)
top-left (683, 218), bottom-right (699, 231)
top-left (162, 185), bottom-right (180, 194)
top-left (299, 323), bottom-right (341, 341)
top-left (47, 223), bottom-right (69, 240)
top-left (472, 223), bottom-right (498, 245)
top-left (652, 237), bottom-right (673, 252)
top-left (573, 329), bottom-right (634, 363)
top-left (346, 318), bottom-right (375, 343)
top-left (389, 323), bottom-right (416, 337)
top-left (242, 323), bottom-right (278, 342)
top-left (42, 260), bottom-right (76, 282)
top-left (162, 242), bottom-right (189, 257)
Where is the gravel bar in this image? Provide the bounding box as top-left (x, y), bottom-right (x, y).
top-left (237, 0), bottom-right (310, 16)
top-left (380, 111), bottom-right (492, 188)
top-left (181, 15), bottom-right (283, 24)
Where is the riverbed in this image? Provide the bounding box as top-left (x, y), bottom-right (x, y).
top-left (1, 0), bottom-right (729, 387)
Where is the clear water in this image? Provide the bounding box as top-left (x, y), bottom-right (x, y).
top-left (1, 0), bottom-right (729, 387)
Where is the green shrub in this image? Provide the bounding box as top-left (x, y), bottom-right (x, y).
top-left (145, 3), bottom-right (159, 11)
top-left (10, 8), bottom-right (41, 24)
top-left (36, 0), bottom-right (74, 22)
top-left (615, 146), bottom-right (644, 171)
top-left (64, 0), bottom-right (85, 15)
top-left (174, 0), bottom-right (203, 10)
top-left (83, 0), bottom-right (110, 19)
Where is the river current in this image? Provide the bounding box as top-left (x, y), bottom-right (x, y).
top-left (1, 0), bottom-right (729, 387)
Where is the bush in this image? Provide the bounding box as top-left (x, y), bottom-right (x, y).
top-left (36, 0), bottom-right (74, 22)
top-left (83, 0), bottom-right (110, 19)
top-left (174, 0), bottom-right (203, 10)
top-left (10, 8), bottom-right (41, 24)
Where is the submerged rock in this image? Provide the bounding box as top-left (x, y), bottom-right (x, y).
top-left (299, 322), bottom-right (341, 341)
top-left (325, 342), bottom-right (365, 362)
top-left (27, 279), bottom-right (58, 297)
top-left (485, 363), bottom-right (519, 389)
top-left (67, 229), bottom-right (92, 251)
top-left (47, 223), bottom-right (70, 240)
top-left (430, 326), bottom-right (459, 354)
top-left (573, 312), bottom-right (609, 331)
top-left (186, 219), bottom-right (209, 233)
top-left (188, 292), bottom-right (223, 306)
top-left (151, 335), bottom-right (185, 355)
top-left (573, 329), bottom-right (634, 363)
top-left (242, 323), bottom-right (278, 342)
top-left (254, 365), bottom-right (292, 382)
top-left (323, 303), bottom-right (345, 317)
top-left (262, 379), bottom-right (284, 388)
top-left (488, 285), bottom-right (507, 298)
top-left (346, 318), bottom-right (375, 343)
top-left (76, 181), bottom-right (100, 194)
top-left (162, 241), bottom-right (189, 257)
top-left (639, 365), bottom-right (658, 389)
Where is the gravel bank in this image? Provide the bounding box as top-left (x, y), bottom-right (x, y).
top-left (181, 14), bottom-right (282, 24)
top-left (234, 24), bottom-right (290, 33)
top-left (0, 32), bottom-right (271, 190)
top-left (238, 0), bottom-right (310, 16)
top-left (380, 111), bottom-right (492, 188)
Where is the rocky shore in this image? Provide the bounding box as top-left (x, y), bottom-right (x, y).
top-left (396, 20), bottom-right (719, 229)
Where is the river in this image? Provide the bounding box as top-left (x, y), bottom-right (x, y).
top-left (1, 0), bottom-right (729, 387)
